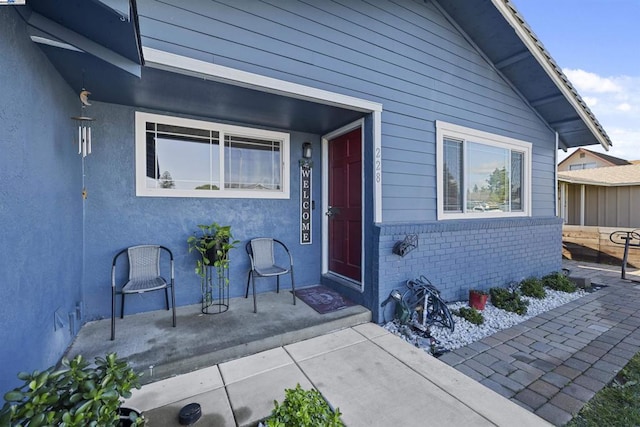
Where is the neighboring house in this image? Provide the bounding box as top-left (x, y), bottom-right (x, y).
top-left (0, 0), bottom-right (611, 393)
top-left (558, 147), bottom-right (631, 171)
top-left (558, 164), bottom-right (640, 228)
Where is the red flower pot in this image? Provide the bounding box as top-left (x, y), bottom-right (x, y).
top-left (469, 290), bottom-right (488, 311)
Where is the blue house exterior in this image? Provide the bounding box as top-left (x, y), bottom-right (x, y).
top-left (0, 0), bottom-right (610, 394)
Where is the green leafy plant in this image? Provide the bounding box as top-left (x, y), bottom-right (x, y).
top-left (264, 384), bottom-right (343, 427)
top-left (542, 272), bottom-right (577, 293)
top-left (187, 222), bottom-right (239, 279)
top-left (0, 353), bottom-right (143, 427)
top-left (489, 287), bottom-right (529, 315)
top-left (454, 306), bottom-right (484, 325)
top-left (519, 277), bottom-right (546, 299)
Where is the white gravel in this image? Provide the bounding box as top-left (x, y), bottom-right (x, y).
top-left (383, 288), bottom-right (587, 355)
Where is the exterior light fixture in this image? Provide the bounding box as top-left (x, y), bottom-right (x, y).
top-left (299, 142), bottom-right (313, 169)
top-left (302, 142), bottom-right (312, 159)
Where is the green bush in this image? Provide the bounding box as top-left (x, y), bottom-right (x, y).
top-left (542, 272), bottom-right (577, 293)
top-left (519, 277), bottom-right (546, 299)
top-left (489, 287), bottom-right (529, 315)
top-left (0, 353), bottom-right (143, 427)
top-left (265, 384), bottom-right (343, 427)
top-left (454, 307), bottom-right (484, 325)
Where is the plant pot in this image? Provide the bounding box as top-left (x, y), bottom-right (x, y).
top-left (203, 238), bottom-right (229, 263)
top-left (118, 406), bottom-right (144, 426)
top-left (469, 290), bottom-right (488, 311)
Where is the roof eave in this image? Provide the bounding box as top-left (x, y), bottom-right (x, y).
top-left (491, 0), bottom-right (611, 151)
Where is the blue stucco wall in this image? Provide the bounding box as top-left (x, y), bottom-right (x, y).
top-left (375, 217), bottom-right (563, 323)
top-left (0, 10), bottom-right (83, 393)
top-left (81, 102), bottom-right (325, 320)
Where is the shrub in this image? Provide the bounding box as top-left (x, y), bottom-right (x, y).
top-left (0, 353), bottom-right (143, 427)
top-left (454, 307), bottom-right (484, 325)
top-left (265, 384), bottom-right (343, 427)
top-left (489, 287), bottom-right (529, 315)
top-left (542, 272), bottom-right (577, 293)
top-left (519, 277), bottom-right (546, 299)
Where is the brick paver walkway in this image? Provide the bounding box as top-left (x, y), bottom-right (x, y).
top-left (438, 260), bottom-right (640, 426)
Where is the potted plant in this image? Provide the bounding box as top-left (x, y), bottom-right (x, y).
top-left (187, 222), bottom-right (239, 314)
top-left (468, 289), bottom-right (489, 310)
top-left (0, 353), bottom-right (144, 426)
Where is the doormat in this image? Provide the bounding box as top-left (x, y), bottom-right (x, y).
top-left (294, 285), bottom-right (356, 314)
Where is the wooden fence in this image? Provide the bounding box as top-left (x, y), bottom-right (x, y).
top-left (562, 225), bottom-right (640, 268)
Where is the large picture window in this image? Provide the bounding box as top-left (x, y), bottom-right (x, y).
top-left (136, 112), bottom-right (289, 199)
top-left (436, 121), bottom-right (531, 219)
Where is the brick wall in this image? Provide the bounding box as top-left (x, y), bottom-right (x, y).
top-left (374, 217), bottom-right (563, 322)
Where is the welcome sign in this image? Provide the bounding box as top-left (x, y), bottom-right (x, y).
top-left (300, 163), bottom-right (312, 244)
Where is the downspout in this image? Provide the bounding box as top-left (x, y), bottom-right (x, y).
top-left (554, 132), bottom-right (559, 217)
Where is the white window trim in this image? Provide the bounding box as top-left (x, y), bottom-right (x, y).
top-left (135, 112), bottom-right (290, 199)
top-left (436, 121), bottom-right (532, 220)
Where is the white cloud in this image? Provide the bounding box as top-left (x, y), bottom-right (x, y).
top-left (564, 68), bottom-right (622, 93)
top-left (561, 68), bottom-right (639, 161)
top-left (582, 96), bottom-right (598, 107)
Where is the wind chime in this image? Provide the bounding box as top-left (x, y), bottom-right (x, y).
top-left (71, 89), bottom-right (94, 157)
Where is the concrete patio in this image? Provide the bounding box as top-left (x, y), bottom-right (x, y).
top-left (66, 260), bottom-right (640, 426)
top-left (65, 290), bottom-right (371, 384)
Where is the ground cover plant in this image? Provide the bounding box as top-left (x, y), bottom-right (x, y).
top-left (489, 287), bottom-right (529, 315)
top-left (542, 271), bottom-right (577, 293)
top-left (453, 307), bottom-right (484, 325)
top-left (519, 277), bottom-right (546, 299)
top-left (567, 351), bottom-right (640, 426)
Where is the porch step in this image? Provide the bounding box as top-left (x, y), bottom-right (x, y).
top-left (64, 290), bottom-right (371, 385)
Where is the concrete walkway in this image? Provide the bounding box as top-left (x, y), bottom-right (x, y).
top-left (438, 260), bottom-right (640, 426)
top-left (125, 323), bottom-right (549, 426)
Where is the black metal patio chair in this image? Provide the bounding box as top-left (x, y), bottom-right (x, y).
top-left (111, 245), bottom-right (176, 340)
top-left (245, 238), bottom-right (296, 313)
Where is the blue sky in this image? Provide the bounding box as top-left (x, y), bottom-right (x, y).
top-left (512, 0), bottom-right (640, 161)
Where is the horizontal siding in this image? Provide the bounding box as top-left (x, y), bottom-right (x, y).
top-left (138, 0), bottom-right (557, 222)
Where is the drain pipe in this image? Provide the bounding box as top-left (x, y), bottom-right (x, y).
top-left (554, 132), bottom-right (559, 217)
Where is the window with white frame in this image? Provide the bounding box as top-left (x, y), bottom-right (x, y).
top-left (135, 112), bottom-right (290, 199)
top-left (436, 121), bottom-right (531, 219)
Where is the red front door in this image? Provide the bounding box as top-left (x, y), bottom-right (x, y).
top-left (328, 128), bottom-right (362, 282)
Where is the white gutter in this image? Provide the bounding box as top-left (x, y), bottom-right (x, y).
top-left (492, 0), bottom-right (611, 151)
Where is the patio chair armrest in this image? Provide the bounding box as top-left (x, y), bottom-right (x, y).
top-left (274, 239), bottom-right (294, 267)
top-left (111, 248), bottom-right (128, 289)
top-left (160, 246), bottom-right (175, 282)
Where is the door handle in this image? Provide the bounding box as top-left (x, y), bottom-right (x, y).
top-left (326, 206), bottom-right (341, 217)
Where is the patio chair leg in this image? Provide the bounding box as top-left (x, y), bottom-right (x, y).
top-left (171, 285), bottom-right (176, 328)
top-left (111, 289), bottom-right (116, 340)
top-left (120, 293), bottom-right (126, 319)
top-left (276, 276), bottom-right (280, 293)
top-left (252, 274), bottom-right (257, 313)
top-left (290, 268), bottom-right (296, 305)
top-left (245, 271), bottom-right (251, 298)
top-left (164, 288), bottom-right (170, 310)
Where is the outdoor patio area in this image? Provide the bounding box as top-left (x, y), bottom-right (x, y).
top-left (65, 289), bottom-right (371, 384)
top-left (65, 260), bottom-right (640, 426)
